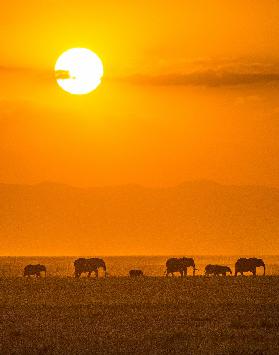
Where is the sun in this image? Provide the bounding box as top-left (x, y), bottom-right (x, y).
top-left (55, 48), bottom-right (104, 95)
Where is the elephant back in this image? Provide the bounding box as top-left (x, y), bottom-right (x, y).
top-left (166, 258), bottom-right (180, 271)
top-left (180, 257), bottom-right (195, 268)
top-left (166, 257), bottom-right (195, 272)
top-left (74, 258), bottom-right (106, 272)
top-left (235, 257), bottom-right (265, 272)
top-left (205, 264), bottom-right (214, 273)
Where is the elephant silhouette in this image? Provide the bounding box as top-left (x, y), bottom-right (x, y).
top-left (166, 257), bottom-right (196, 277)
top-left (23, 264), bottom-right (46, 277)
top-left (204, 264), bottom-right (232, 276)
top-left (74, 258), bottom-right (107, 278)
top-left (235, 258), bottom-right (265, 276)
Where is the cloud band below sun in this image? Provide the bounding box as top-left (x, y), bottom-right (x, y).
top-left (121, 69), bottom-right (279, 87)
top-left (2, 59), bottom-right (279, 88)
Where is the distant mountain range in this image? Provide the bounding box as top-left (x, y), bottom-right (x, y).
top-left (0, 181), bottom-right (278, 255)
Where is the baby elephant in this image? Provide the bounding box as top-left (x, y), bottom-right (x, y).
top-left (129, 269), bottom-right (144, 277)
top-left (23, 264), bottom-right (47, 277)
top-left (204, 264), bottom-right (232, 276)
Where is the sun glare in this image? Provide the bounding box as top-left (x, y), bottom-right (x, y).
top-left (55, 48), bottom-right (104, 95)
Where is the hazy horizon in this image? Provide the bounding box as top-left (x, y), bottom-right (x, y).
top-left (1, 178), bottom-right (279, 190)
top-left (0, 255), bottom-right (276, 277)
top-left (0, 181), bottom-right (278, 256)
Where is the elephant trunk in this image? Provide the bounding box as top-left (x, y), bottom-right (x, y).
top-left (102, 263), bottom-right (107, 276)
top-left (193, 265), bottom-right (196, 276)
top-left (263, 264), bottom-right (266, 276)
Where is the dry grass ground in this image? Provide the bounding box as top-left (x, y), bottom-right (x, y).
top-left (0, 276), bottom-right (279, 354)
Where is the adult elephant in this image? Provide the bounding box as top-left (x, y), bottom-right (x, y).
top-left (23, 264), bottom-right (46, 277)
top-left (204, 264), bottom-right (232, 276)
top-left (74, 258), bottom-right (107, 278)
top-left (166, 257), bottom-right (196, 277)
top-left (235, 258), bottom-right (265, 276)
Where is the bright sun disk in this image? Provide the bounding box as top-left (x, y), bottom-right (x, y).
top-left (55, 48), bottom-right (103, 95)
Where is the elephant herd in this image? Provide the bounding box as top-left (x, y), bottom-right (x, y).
top-left (165, 257), bottom-right (265, 277)
top-left (23, 257), bottom-right (266, 278)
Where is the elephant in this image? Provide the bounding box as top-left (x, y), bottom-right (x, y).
top-left (129, 269), bottom-right (144, 277)
top-left (166, 257), bottom-right (196, 277)
top-left (204, 264), bottom-right (232, 276)
top-left (235, 258), bottom-right (265, 276)
top-left (23, 264), bottom-right (46, 277)
top-left (74, 258), bottom-right (107, 278)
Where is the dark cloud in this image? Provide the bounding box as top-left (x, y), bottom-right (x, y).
top-left (54, 70), bottom-right (71, 80)
top-left (123, 69), bottom-right (279, 87)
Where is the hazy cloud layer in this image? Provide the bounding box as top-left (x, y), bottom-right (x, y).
top-left (118, 58), bottom-right (279, 87)
top-left (123, 70), bottom-right (279, 87)
top-left (2, 59), bottom-right (279, 87)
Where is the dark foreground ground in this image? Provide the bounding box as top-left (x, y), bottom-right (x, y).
top-left (0, 277), bottom-right (279, 354)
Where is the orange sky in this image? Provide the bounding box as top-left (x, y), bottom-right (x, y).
top-left (1, 1), bottom-right (279, 188)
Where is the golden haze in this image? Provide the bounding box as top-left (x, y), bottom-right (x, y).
top-left (1, 1), bottom-right (279, 254)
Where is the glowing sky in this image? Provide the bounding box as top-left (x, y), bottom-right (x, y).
top-left (1, 0), bottom-right (279, 187)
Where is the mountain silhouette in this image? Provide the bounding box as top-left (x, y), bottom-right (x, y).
top-left (0, 181), bottom-right (278, 255)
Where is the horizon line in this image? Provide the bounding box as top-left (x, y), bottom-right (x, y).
top-left (0, 254), bottom-right (277, 257)
top-left (0, 179), bottom-right (278, 190)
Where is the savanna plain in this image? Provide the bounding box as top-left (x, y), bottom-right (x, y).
top-left (1, 257), bottom-right (279, 354)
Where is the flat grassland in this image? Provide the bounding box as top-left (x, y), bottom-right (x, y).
top-left (0, 277), bottom-right (279, 354)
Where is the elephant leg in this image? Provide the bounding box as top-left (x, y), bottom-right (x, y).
top-left (95, 269), bottom-right (99, 278)
top-left (88, 271), bottom-right (92, 278)
top-left (185, 268), bottom-right (188, 276)
top-left (241, 272), bottom-right (243, 276)
top-left (180, 271), bottom-right (183, 277)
